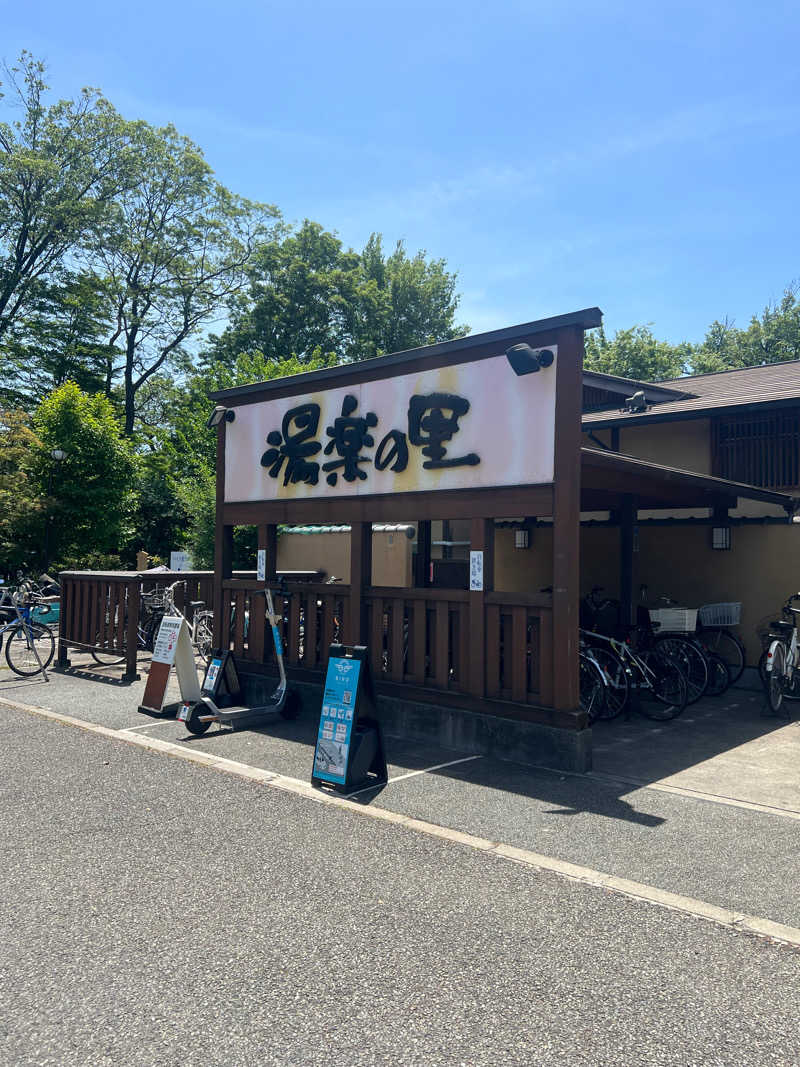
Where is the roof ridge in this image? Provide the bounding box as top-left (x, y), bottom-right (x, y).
top-left (660, 358), bottom-right (800, 385)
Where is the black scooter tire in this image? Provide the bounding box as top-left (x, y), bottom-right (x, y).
top-left (184, 703), bottom-right (211, 735)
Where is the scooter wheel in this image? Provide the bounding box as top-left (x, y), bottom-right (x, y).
top-left (279, 688), bottom-right (301, 721)
top-left (184, 703), bottom-right (211, 735)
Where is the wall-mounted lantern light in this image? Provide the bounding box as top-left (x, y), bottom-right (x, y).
top-left (514, 529), bottom-right (529, 549)
top-left (711, 526), bottom-right (731, 550)
top-left (206, 406), bottom-right (236, 428)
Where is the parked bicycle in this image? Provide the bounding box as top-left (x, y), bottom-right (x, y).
top-left (580, 626), bottom-right (688, 722)
top-left (92, 581), bottom-right (214, 666)
top-left (759, 593), bottom-right (800, 716)
top-left (0, 581), bottom-right (55, 676)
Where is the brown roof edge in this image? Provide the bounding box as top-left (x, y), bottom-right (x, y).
top-left (210, 306), bottom-right (603, 402)
top-left (581, 447), bottom-right (799, 509)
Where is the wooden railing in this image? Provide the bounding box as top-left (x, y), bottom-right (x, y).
top-left (219, 580), bottom-right (349, 672)
top-left (58, 570), bottom-right (241, 679)
top-left (60, 570), bottom-right (554, 711)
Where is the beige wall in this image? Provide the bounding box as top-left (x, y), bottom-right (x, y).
top-left (494, 527), bottom-right (553, 594)
top-left (635, 523), bottom-right (800, 663)
top-left (619, 418), bottom-right (712, 474)
top-left (276, 529), bottom-right (413, 587)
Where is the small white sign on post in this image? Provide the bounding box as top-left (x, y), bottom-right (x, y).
top-left (469, 550), bottom-right (484, 592)
top-left (170, 551), bottom-right (192, 572)
top-left (257, 549), bottom-right (266, 582)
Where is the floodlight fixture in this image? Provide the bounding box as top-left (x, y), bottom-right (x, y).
top-left (505, 344), bottom-right (555, 376)
top-left (206, 406), bottom-right (236, 429)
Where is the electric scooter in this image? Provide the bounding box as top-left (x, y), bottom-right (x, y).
top-left (178, 580), bottom-right (300, 735)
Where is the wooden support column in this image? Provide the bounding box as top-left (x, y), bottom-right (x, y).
top-left (124, 580), bottom-right (140, 682)
top-left (348, 521), bottom-right (373, 645)
top-left (259, 523), bottom-right (278, 578)
top-left (213, 419), bottom-right (233, 649)
top-left (468, 517), bottom-right (494, 698)
top-left (619, 494), bottom-right (637, 628)
top-left (552, 326), bottom-right (583, 715)
top-left (415, 520), bottom-right (431, 587)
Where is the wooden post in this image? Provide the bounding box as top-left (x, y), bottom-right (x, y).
top-left (551, 326), bottom-right (583, 714)
top-left (124, 579), bottom-right (140, 682)
top-left (619, 494), bottom-right (637, 627)
top-left (260, 523), bottom-right (278, 579)
top-left (348, 521), bottom-right (373, 645)
top-left (212, 420), bottom-right (233, 648)
top-left (468, 517), bottom-right (494, 697)
top-left (415, 520), bottom-right (431, 587)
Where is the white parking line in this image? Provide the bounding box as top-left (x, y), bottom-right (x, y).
top-left (120, 720), bottom-right (179, 732)
top-left (5, 694), bottom-right (800, 951)
top-left (346, 754), bottom-right (482, 797)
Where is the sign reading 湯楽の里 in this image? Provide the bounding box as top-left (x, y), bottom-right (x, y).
top-left (224, 349), bottom-right (558, 502)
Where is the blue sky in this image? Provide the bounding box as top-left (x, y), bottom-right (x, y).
top-left (6, 1), bottom-right (800, 344)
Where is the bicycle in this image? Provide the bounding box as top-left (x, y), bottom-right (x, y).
top-left (0, 582), bottom-right (56, 677)
top-left (760, 593), bottom-right (800, 716)
top-left (92, 582), bottom-right (213, 666)
top-left (580, 626), bottom-right (688, 721)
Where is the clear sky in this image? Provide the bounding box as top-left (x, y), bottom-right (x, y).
top-left (5, 0), bottom-right (800, 344)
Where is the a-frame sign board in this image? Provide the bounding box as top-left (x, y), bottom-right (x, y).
top-left (311, 644), bottom-right (387, 794)
top-left (138, 616), bottom-right (202, 715)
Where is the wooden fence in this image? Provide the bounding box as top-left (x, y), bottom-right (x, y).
top-left (59, 571), bottom-right (554, 710)
top-left (215, 580), bottom-right (553, 709)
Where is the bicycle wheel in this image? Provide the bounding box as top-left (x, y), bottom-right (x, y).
top-left (704, 652), bottom-right (730, 697)
top-left (701, 628), bottom-right (746, 686)
top-left (91, 631), bottom-right (126, 666)
top-left (579, 653), bottom-right (607, 722)
top-left (584, 644), bottom-right (630, 720)
top-left (5, 622), bottom-right (55, 676)
top-left (193, 610), bottom-right (214, 664)
top-left (637, 649), bottom-right (688, 720)
top-left (653, 635), bottom-right (708, 705)
top-left (766, 641), bottom-right (786, 716)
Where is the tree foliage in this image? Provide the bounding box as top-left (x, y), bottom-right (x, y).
top-left (0, 53), bottom-right (133, 349)
top-left (207, 222), bottom-right (467, 368)
top-left (584, 324), bottom-right (692, 382)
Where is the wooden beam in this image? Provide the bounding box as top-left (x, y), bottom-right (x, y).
top-left (551, 326), bottom-right (582, 714)
top-left (467, 517), bottom-right (494, 698)
top-left (619, 494), bottom-right (637, 628)
top-left (348, 521), bottom-right (373, 645)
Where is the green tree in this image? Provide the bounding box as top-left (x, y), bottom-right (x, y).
top-left (1, 270), bottom-right (116, 406)
top-left (0, 53), bottom-right (134, 348)
top-left (584, 324), bottom-right (692, 382)
top-left (94, 122), bottom-right (276, 434)
top-left (692, 284), bottom-right (800, 374)
top-left (207, 222), bottom-right (466, 368)
top-left (32, 382), bottom-right (136, 568)
top-left (0, 409), bottom-right (44, 574)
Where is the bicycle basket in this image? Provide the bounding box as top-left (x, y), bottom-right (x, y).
top-left (648, 607), bottom-right (698, 633)
top-left (697, 602), bottom-right (741, 627)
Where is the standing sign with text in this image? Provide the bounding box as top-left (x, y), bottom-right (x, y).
top-left (311, 645), bottom-right (387, 793)
top-left (138, 615), bottom-right (201, 716)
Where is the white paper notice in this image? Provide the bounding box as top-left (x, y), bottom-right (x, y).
top-left (469, 550), bottom-right (484, 591)
top-left (152, 617), bottom-right (183, 665)
top-left (257, 549), bottom-right (266, 582)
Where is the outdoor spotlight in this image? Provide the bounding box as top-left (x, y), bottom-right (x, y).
top-left (505, 344), bottom-right (555, 376)
top-left (51, 449), bottom-right (66, 462)
top-left (206, 406), bottom-right (236, 428)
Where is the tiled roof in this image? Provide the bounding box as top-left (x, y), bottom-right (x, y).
top-left (584, 360), bottom-right (800, 427)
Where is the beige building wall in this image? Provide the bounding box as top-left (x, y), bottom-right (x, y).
top-left (276, 529), bottom-right (413, 587)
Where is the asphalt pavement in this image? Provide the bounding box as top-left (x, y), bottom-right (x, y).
top-left (2, 674), bottom-right (800, 1065)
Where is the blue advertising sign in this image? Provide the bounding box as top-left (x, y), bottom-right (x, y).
top-left (312, 655), bottom-right (362, 785)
